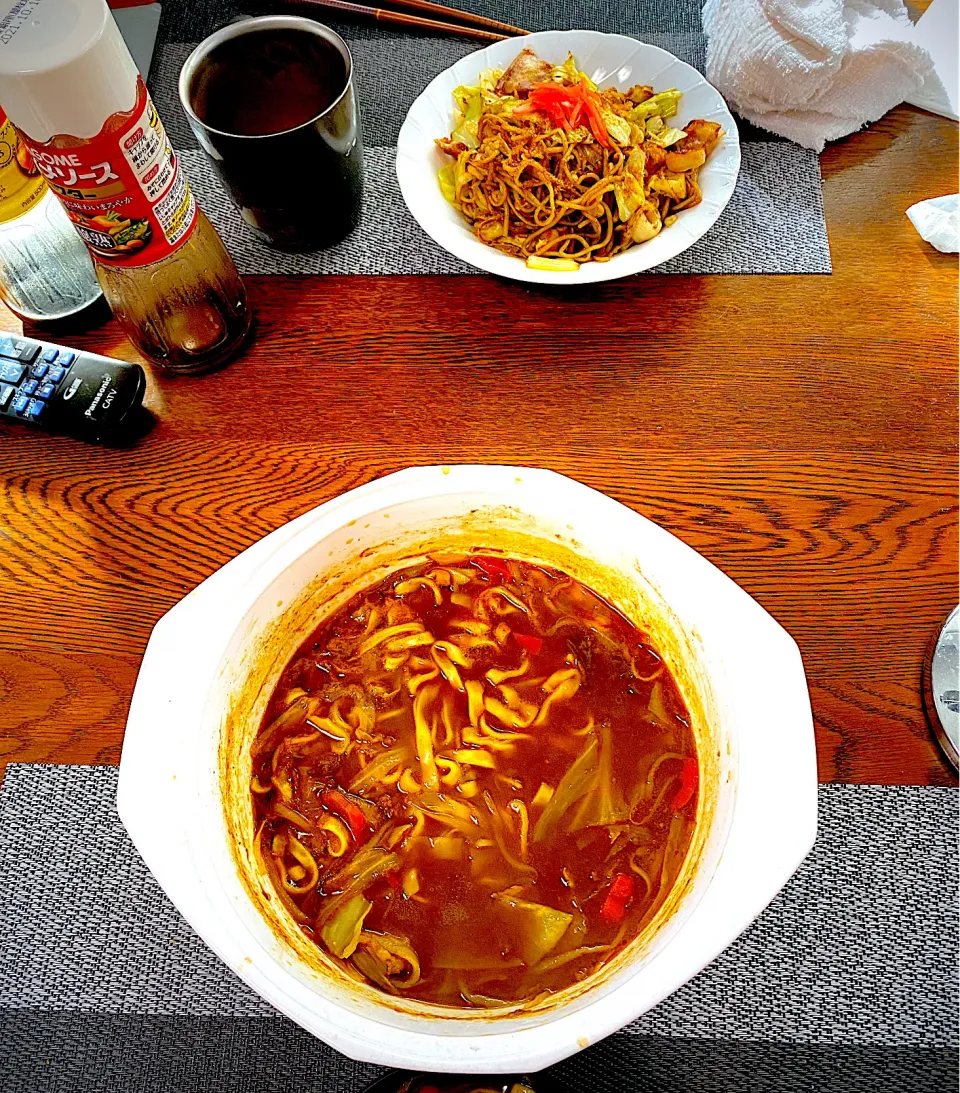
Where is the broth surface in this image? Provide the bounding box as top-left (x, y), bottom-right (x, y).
top-left (251, 555), bottom-right (698, 1007)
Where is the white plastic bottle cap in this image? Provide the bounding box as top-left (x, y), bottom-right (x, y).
top-left (0, 0), bottom-right (138, 141)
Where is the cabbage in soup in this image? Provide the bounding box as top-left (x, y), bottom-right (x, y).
top-left (251, 554), bottom-right (698, 1007)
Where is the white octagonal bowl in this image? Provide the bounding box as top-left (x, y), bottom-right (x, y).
top-left (118, 465), bottom-right (816, 1073)
top-left (397, 30), bottom-right (741, 284)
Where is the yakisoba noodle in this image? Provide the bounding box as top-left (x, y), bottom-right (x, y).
top-left (436, 49), bottom-right (724, 270)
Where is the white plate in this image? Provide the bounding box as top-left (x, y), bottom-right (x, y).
top-left (396, 29), bottom-right (741, 284)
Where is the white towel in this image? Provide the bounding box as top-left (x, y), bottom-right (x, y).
top-left (703, 0), bottom-right (935, 151)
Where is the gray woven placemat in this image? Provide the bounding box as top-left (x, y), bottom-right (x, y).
top-left (180, 144), bottom-right (827, 277)
top-left (1, 765), bottom-right (955, 1093)
top-left (148, 0), bottom-right (832, 276)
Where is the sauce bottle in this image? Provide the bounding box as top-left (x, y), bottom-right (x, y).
top-left (0, 0), bottom-right (252, 373)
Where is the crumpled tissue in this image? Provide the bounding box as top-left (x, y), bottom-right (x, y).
top-left (906, 195), bottom-right (959, 254)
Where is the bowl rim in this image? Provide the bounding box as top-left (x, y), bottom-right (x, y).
top-left (118, 465), bottom-right (817, 1072)
top-left (211, 476), bottom-right (731, 1029)
top-left (395, 30), bottom-right (742, 285)
top-left (359, 1071), bottom-right (570, 1093)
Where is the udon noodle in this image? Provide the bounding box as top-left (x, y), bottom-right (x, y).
top-left (393, 1079), bottom-right (538, 1093)
top-left (436, 49), bottom-right (723, 269)
top-left (251, 554), bottom-right (698, 1008)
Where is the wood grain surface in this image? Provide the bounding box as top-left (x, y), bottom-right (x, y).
top-left (0, 102), bottom-right (956, 786)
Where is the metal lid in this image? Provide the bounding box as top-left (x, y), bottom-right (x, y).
top-left (0, 0), bottom-right (136, 142)
top-left (0, 0), bottom-right (102, 75)
top-left (923, 605), bottom-right (959, 772)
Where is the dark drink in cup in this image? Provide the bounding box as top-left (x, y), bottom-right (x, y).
top-left (180, 17), bottom-right (364, 251)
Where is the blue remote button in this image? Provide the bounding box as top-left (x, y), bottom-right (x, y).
top-left (25, 398), bottom-right (45, 420)
top-left (12, 393), bottom-right (30, 414)
top-left (46, 364), bottom-right (66, 384)
top-left (42, 348), bottom-right (59, 363)
top-left (20, 378), bottom-right (38, 397)
top-left (37, 382), bottom-right (56, 400)
top-left (0, 383), bottom-right (14, 409)
top-left (0, 361), bottom-right (25, 384)
top-left (0, 337), bottom-right (39, 363)
top-left (30, 362), bottom-right (49, 380)
top-left (59, 351), bottom-right (77, 366)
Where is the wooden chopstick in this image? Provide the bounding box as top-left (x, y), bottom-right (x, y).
top-left (367, 0), bottom-right (527, 37)
top-left (281, 0), bottom-right (527, 41)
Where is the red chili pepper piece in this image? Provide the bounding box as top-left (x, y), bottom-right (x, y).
top-left (600, 872), bottom-right (634, 925)
top-left (322, 789), bottom-right (368, 841)
top-left (525, 84), bottom-right (574, 106)
top-left (580, 94), bottom-right (611, 148)
top-left (514, 633), bottom-right (543, 655)
top-left (472, 555), bottom-right (512, 581)
top-left (512, 80), bottom-right (611, 148)
top-left (671, 757), bottom-right (699, 810)
top-left (609, 873), bottom-right (633, 901)
top-left (385, 869), bottom-right (402, 891)
top-left (547, 103), bottom-right (572, 131)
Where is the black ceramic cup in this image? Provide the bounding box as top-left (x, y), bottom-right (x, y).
top-left (179, 15), bottom-right (364, 251)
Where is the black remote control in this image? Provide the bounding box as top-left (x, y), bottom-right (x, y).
top-left (0, 331), bottom-right (146, 441)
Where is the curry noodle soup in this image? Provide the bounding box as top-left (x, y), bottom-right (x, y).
top-left (250, 554), bottom-right (698, 1007)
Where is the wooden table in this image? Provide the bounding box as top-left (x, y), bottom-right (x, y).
top-left (0, 102), bottom-right (956, 788)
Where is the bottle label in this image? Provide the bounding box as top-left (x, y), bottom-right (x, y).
top-left (18, 76), bottom-right (198, 268)
top-left (0, 105), bottom-right (46, 224)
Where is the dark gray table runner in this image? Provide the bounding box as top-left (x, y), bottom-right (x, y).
top-left (1, 765), bottom-right (955, 1092)
top-left (148, 0), bottom-right (832, 275)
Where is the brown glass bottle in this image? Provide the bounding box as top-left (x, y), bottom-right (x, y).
top-left (95, 208), bottom-right (250, 374)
